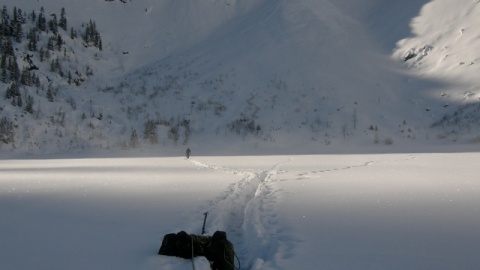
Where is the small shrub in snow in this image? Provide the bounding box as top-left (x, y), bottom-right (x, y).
top-left (129, 129), bottom-right (139, 148)
top-left (383, 138), bottom-right (394, 145)
top-left (144, 119), bottom-right (158, 144)
top-left (227, 113), bottom-right (261, 137)
top-left (168, 126), bottom-right (180, 145)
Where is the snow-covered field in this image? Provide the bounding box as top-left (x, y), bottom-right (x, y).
top-left (1, 152), bottom-right (479, 269)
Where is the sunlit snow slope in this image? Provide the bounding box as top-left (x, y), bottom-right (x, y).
top-left (1, 0), bottom-right (479, 154)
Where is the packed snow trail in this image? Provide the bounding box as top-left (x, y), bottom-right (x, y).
top-left (189, 158), bottom-right (290, 269)
top-left (187, 156), bottom-right (409, 269)
top-left (188, 154), bottom-right (420, 269)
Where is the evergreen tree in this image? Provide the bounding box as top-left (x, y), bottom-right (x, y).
top-left (37, 7), bottom-right (46, 31)
top-left (86, 65), bottom-right (93, 76)
top-left (25, 95), bottom-right (34, 114)
top-left (45, 47), bottom-right (50, 60)
top-left (46, 85), bottom-right (54, 102)
top-left (30, 10), bottom-right (36, 22)
top-left (12, 6), bottom-right (17, 22)
top-left (27, 28), bottom-right (37, 51)
top-left (83, 20), bottom-right (93, 44)
top-left (47, 36), bottom-right (55, 51)
top-left (130, 129), bottom-right (139, 148)
top-left (39, 47), bottom-right (45, 62)
top-left (1, 5), bottom-right (10, 37)
top-left (94, 32), bottom-right (100, 48)
top-left (16, 91), bottom-right (22, 107)
top-left (48, 14), bottom-right (58, 35)
top-left (83, 19), bottom-right (102, 49)
top-left (20, 68), bottom-right (31, 85)
top-left (3, 38), bottom-right (14, 56)
top-left (0, 68), bottom-right (7, 83)
top-left (0, 117), bottom-right (15, 144)
top-left (8, 57), bottom-right (19, 82)
top-left (59, 8), bottom-right (67, 31)
top-left (16, 8), bottom-right (25, 24)
top-left (14, 21), bottom-right (23, 43)
top-left (50, 58), bottom-right (59, 72)
top-left (35, 74), bottom-right (40, 87)
top-left (5, 82), bottom-right (20, 100)
top-left (144, 119), bottom-right (158, 144)
top-left (56, 34), bottom-right (63, 50)
top-left (0, 53), bottom-right (6, 69)
top-left (70, 27), bottom-right (77, 39)
top-left (168, 126), bottom-right (180, 144)
top-left (10, 7), bottom-right (23, 42)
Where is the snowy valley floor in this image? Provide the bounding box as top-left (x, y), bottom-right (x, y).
top-left (1, 153), bottom-right (479, 269)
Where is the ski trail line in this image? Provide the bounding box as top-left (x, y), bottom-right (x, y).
top-left (296, 154), bottom-right (416, 181)
top-left (189, 158), bottom-right (290, 269)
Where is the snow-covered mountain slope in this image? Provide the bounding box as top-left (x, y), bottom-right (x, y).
top-left (1, 0), bottom-right (479, 154)
top-left (394, 0), bottom-right (480, 96)
top-left (393, 0), bottom-right (480, 143)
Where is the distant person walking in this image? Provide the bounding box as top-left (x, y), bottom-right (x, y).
top-left (186, 147), bottom-right (191, 159)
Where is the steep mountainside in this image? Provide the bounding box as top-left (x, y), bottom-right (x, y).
top-left (1, 0), bottom-right (479, 154)
top-left (393, 0), bottom-right (480, 144)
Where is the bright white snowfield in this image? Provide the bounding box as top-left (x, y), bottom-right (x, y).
top-left (1, 153), bottom-right (479, 270)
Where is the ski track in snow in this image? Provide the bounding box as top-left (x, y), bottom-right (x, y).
top-left (295, 154), bottom-right (416, 180)
top-left (189, 158), bottom-right (290, 269)
top-left (188, 154), bottom-right (417, 269)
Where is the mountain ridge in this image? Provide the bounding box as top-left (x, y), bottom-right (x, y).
top-left (1, 0), bottom-right (479, 155)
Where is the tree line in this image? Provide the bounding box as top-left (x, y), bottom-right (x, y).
top-left (0, 5), bottom-right (103, 146)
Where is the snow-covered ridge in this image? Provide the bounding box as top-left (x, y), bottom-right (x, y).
top-left (394, 0), bottom-right (480, 92)
top-left (1, 0), bottom-right (479, 154)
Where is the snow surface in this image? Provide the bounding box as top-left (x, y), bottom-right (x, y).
top-left (1, 152), bottom-right (480, 269)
